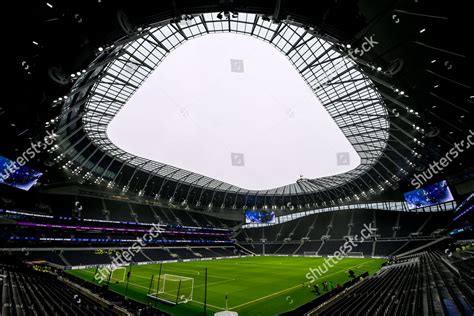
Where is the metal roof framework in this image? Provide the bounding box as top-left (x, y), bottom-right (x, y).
top-left (56, 12), bottom-right (419, 209)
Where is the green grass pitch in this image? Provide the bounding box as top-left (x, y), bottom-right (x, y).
top-left (68, 256), bottom-right (385, 315)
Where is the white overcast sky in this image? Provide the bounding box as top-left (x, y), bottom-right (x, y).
top-left (107, 33), bottom-right (360, 190)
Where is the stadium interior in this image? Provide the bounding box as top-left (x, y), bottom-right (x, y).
top-left (1, 1), bottom-right (473, 315)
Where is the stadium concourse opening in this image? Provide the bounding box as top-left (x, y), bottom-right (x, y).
top-left (2, 2), bottom-right (473, 316)
top-left (107, 33), bottom-right (361, 190)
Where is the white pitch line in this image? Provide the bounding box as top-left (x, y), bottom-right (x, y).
top-left (228, 259), bottom-right (374, 310)
top-left (76, 258), bottom-right (377, 312)
top-left (79, 269), bottom-right (230, 311)
top-left (147, 266), bottom-right (235, 280)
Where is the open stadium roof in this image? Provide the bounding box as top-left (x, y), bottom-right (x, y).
top-left (81, 12), bottom-right (389, 196)
top-left (106, 33), bottom-right (361, 191)
top-left (5, 1), bottom-right (472, 211)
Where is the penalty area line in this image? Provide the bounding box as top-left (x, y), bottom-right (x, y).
top-left (80, 269), bottom-right (227, 311)
top-left (229, 259), bottom-right (374, 310)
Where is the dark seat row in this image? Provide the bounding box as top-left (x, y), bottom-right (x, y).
top-left (316, 251), bottom-right (473, 316)
top-left (1, 264), bottom-right (116, 316)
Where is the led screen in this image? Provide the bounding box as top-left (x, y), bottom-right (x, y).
top-left (453, 193), bottom-right (474, 222)
top-left (245, 210), bottom-right (276, 224)
top-left (403, 180), bottom-right (454, 210)
top-left (0, 155), bottom-right (42, 191)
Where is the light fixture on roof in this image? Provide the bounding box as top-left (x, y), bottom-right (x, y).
top-left (419, 28), bottom-right (426, 33)
top-left (46, 2), bottom-right (53, 8)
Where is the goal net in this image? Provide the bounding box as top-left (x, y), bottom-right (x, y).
top-left (105, 266), bottom-right (126, 283)
top-left (303, 252), bottom-right (318, 256)
top-left (148, 274), bottom-right (194, 305)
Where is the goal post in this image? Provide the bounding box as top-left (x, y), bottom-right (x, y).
top-left (148, 274), bottom-right (194, 305)
top-left (303, 252), bottom-right (318, 256)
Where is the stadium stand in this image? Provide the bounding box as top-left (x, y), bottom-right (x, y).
top-left (238, 209), bottom-right (452, 257)
top-left (0, 262), bottom-right (117, 315)
top-left (1, 1), bottom-right (472, 315)
top-left (310, 244), bottom-right (474, 315)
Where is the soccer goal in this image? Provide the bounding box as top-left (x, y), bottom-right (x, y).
top-left (303, 252), bottom-right (318, 257)
top-left (347, 252), bottom-right (364, 258)
top-left (107, 266), bottom-right (126, 283)
top-left (147, 274), bottom-right (194, 305)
